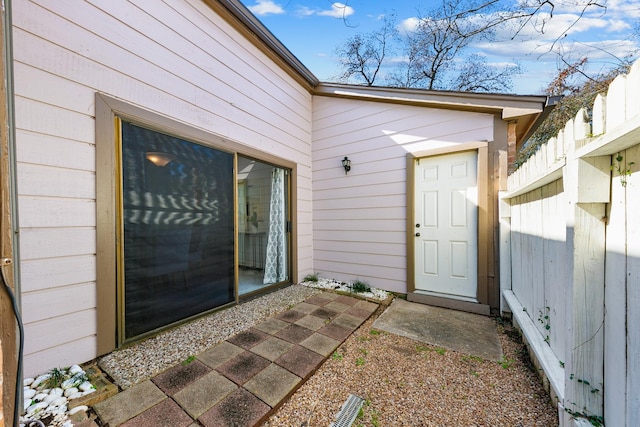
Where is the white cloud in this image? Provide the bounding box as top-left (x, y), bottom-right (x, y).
top-left (247, 0), bottom-right (284, 16)
top-left (317, 3), bottom-right (355, 18)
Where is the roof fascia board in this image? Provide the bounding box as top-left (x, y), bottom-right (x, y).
top-left (314, 82), bottom-right (549, 118)
top-left (208, 0), bottom-right (319, 89)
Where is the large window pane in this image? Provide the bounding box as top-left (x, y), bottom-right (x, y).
top-left (120, 122), bottom-right (234, 339)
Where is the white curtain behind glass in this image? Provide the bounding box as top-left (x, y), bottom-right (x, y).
top-left (263, 168), bottom-right (287, 283)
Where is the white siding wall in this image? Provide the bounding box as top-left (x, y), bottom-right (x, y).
top-left (311, 96), bottom-right (493, 293)
top-left (14, 0), bottom-right (313, 376)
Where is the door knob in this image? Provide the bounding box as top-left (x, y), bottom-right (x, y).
top-left (415, 232), bottom-right (420, 237)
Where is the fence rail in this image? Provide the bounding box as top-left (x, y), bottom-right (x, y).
top-left (501, 59), bottom-right (640, 426)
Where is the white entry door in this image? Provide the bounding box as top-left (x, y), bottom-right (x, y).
top-left (414, 151), bottom-right (478, 300)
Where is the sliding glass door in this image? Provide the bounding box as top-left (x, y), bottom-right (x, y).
top-left (117, 122), bottom-right (291, 343)
top-left (237, 156), bottom-right (290, 296)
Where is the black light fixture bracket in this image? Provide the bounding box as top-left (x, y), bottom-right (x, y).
top-left (342, 156), bottom-right (351, 175)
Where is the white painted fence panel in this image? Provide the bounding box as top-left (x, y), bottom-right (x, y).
top-left (502, 58), bottom-right (640, 426)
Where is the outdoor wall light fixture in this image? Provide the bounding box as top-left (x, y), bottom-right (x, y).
top-left (146, 152), bottom-right (175, 167)
top-left (342, 156), bottom-right (351, 175)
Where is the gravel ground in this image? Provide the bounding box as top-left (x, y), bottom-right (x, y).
top-left (264, 304), bottom-right (559, 427)
top-left (99, 285), bottom-right (321, 389)
top-left (98, 285), bottom-right (558, 426)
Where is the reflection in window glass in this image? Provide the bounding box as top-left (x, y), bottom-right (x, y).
top-left (121, 122), bottom-right (234, 339)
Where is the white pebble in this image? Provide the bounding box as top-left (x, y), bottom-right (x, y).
top-left (69, 365), bottom-right (84, 375)
top-left (68, 392), bottom-right (83, 399)
top-left (23, 378), bottom-right (34, 386)
top-left (82, 388), bottom-right (96, 396)
top-left (61, 378), bottom-right (77, 390)
top-left (43, 394), bottom-right (58, 404)
top-left (69, 405), bottom-right (88, 415)
top-left (33, 393), bottom-right (48, 401)
top-left (50, 396), bottom-right (67, 407)
top-left (23, 388), bottom-right (36, 399)
top-left (26, 401), bottom-right (47, 415)
top-left (78, 381), bottom-right (94, 392)
top-left (63, 387), bottom-right (78, 397)
top-left (31, 374), bottom-right (50, 389)
top-left (51, 387), bottom-right (64, 396)
top-left (23, 398), bottom-right (32, 409)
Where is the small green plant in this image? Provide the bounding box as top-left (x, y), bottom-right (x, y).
top-left (369, 329), bottom-right (381, 335)
top-left (435, 347), bottom-right (446, 355)
top-left (462, 355), bottom-right (483, 363)
top-left (471, 371), bottom-right (479, 377)
top-left (498, 356), bottom-right (515, 369)
top-left (350, 279), bottom-right (371, 294)
top-left (538, 306), bottom-right (551, 344)
top-left (302, 272), bottom-right (319, 282)
top-left (359, 348), bottom-right (368, 356)
top-left (565, 408), bottom-right (604, 426)
top-left (611, 153), bottom-right (635, 187)
top-left (44, 367), bottom-right (67, 389)
top-left (331, 351), bottom-right (343, 361)
top-left (355, 357), bottom-right (366, 366)
top-left (182, 355), bottom-right (196, 365)
top-left (559, 360), bottom-right (565, 368)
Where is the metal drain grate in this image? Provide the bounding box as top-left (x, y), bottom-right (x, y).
top-left (330, 394), bottom-right (365, 427)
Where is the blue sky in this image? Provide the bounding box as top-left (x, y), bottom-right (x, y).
top-left (239, 0), bottom-right (640, 94)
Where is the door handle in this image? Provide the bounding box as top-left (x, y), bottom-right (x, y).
top-left (415, 232), bottom-right (420, 237)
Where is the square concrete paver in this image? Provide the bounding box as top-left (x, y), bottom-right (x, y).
top-left (227, 328), bottom-right (271, 350)
top-left (275, 323), bottom-right (314, 344)
top-left (317, 323), bottom-right (353, 341)
top-left (331, 313), bottom-right (365, 330)
top-left (93, 380), bottom-right (166, 427)
top-left (216, 351), bottom-right (271, 385)
top-left (300, 333), bottom-right (341, 357)
top-left (275, 345), bottom-right (324, 379)
top-left (119, 398), bottom-right (193, 427)
top-left (198, 341), bottom-right (245, 369)
top-left (173, 371), bottom-right (237, 419)
top-left (244, 364), bottom-right (301, 408)
top-left (198, 388), bottom-right (271, 427)
top-left (152, 360), bottom-right (211, 395)
top-left (345, 306), bottom-right (375, 319)
top-left (250, 336), bottom-right (294, 361)
top-left (290, 301), bottom-right (319, 315)
top-left (253, 317), bottom-right (290, 335)
top-left (310, 307), bottom-right (339, 321)
top-left (275, 309), bottom-right (307, 323)
top-left (303, 294), bottom-right (333, 306)
top-left (334, 295), bottom-right (360, 306)
top-left (294, 314), bottom-right (327, 331)
top-left (354, 300), bottom-right (378, 313)
top-left (324, 301), bottom-right (350, 313)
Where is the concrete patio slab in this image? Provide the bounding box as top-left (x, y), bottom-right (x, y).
top-left (198, 388), bottom-right (271, 427)
top-left (303, 294), bottom-right (333, 306)
top-left (249, 336), bottom-right (294, 361)
top-left (243, 364), bottom-right (301, 408)
top-left (151, 360), bottom-right (211, 396)
top-left (300, 333), bottom-right (341, 357)
top-left (227, 328), bottom-right (271, 350)
top-left (294, 314), bottom-right (327, 331)
top-left (197, 341), bottom-right (245, 369)
top-left (93, 380), bottom-right (166, 427)
top-left (310, 307), bottom-right (339, 320)
top-left (274, 323), bottom-right (314, 344)
top-left (324, 301), bottom-right (350, 313)
top-left (334, 295), bottom-right (360, 306)
top-left (372, 298), bottom-right (503, 361)
top-left (275, 309), bottom-right (307, 323)
top-left (173, 371), bottom-right (237, 419)
top-left (253, 317), bottom-right (290, 335)
top-left (215, 351), bottom-right (271, 385)
top-left (275, 345), bottom-right (324, 379)
top-left (119, 397), bottom-right (193, 427)
top-left (290, 301), bottom-right (319, 314)
top-left (317, 323), bottom-right (353, 341)
top-left (332, 313), bottom-right (365, 330)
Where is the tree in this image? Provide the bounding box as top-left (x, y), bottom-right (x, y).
top-left (334, 0), bottom-right (521, 92)
top-left (334, 13), bottom-right (398, 86)
top-left (516, 58), bottom-right (631, 167)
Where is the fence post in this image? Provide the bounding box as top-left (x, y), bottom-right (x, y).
top-left (561, 113), bottom-right (608, 425)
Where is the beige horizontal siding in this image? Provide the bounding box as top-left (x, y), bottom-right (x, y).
top-left (312, 96), bottom-right (493, 294)
top-left (15, 0), bottom-right (312, 376)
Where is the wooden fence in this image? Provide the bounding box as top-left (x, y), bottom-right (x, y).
top-left (500, 58), bottom-right (640, 426)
